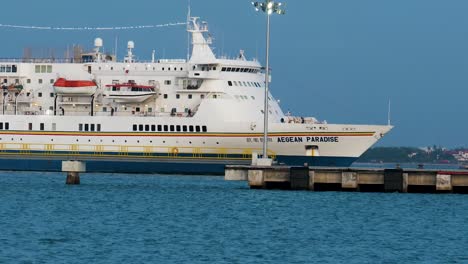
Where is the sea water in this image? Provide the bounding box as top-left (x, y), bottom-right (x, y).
top-left (0, 171), bottom-right (467, 263)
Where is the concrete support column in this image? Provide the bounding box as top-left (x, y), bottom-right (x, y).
top-left (309, 170), bottom-right (315, 191)
top-left (62, 161), bottom-right (86, 185)
top-left (342, 172), bottom-right (358, 189)
top-left (248, 169), bottom-right (265, 189)
top-left (436, 174), bottom-right (452, 192)
top-left (402, 173), bottom-right (409, 193)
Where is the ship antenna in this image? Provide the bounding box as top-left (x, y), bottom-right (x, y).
top-left (114, 35), bottom-right (118, 61)
top-left (186, 0), bottom-right (191, 62)
top-left (387, 99), bottom-right (391, 126)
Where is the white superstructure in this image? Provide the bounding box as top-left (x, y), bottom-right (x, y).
top-left (0, 17), bottom-right (392, 173)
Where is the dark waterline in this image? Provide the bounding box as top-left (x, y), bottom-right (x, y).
top-left (1, 171), bottom-right (468, 263)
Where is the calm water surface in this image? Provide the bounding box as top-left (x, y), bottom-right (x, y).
top-left (1, 171), bottom-right (467, 263)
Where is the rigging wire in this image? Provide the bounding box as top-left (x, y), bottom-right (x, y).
top-left (0, 22), bottom-right (187, 31)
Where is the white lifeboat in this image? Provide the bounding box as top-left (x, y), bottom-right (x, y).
top-left (104, 81), bottom-right (157, 103)
top-left (53, 78), bottom-right (97, 95)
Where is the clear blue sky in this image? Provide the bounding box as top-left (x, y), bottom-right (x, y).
top-left (1, 0), bottom-right (467, 148)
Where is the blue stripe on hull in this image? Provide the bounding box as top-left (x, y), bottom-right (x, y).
top-left (0, 156), bottom-right (358, 175)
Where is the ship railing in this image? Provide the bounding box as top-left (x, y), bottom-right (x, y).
top-left (282, 116), bottom-right (326, 125)
top-left (0, 58), bottom-right (77, 63)
top-left (6, 110), bottom-right (197, 117)
top-left (0, 142), bottom-right (277, 161)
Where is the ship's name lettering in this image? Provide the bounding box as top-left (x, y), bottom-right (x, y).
top-left (277, 136), bottom-right (339, 143)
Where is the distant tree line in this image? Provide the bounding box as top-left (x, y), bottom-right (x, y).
top-left (358, 147), bottom-right (457, 163)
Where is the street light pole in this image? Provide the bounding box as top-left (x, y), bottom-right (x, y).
top-left (252, 0), bottom-right (286, 159)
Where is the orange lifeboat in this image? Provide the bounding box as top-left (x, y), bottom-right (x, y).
top-left (53, 78), bottom-right (97, 95)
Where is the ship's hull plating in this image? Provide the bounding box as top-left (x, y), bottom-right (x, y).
top-left (0, 155), bottom-right (358, 175)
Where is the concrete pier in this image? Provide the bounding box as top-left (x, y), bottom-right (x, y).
top-left (225, 166), bottom-right (468, 194)
top-left (62, 161), bottom-right (86, 185)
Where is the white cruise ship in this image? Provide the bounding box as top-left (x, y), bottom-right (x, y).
top-left (0, 17), bottom-right (392, 174)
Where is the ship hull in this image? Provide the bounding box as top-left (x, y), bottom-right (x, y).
top-left (0, 155), bottom-right (358, 175)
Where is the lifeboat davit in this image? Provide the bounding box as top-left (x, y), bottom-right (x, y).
top-left (53, 78), bottom-right (97, 95)
top-left (104, 82), bottom-right (157, 103)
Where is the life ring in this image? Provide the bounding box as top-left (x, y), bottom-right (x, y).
top-left (171, 147), bottom-right (179, 155)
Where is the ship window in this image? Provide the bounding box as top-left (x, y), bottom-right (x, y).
top-left (243, 81), bottom-right (247, 86)
top-left (164, 125), bottom-right (168, 132)
top-left (170, 125), bottom-right (175, 132)
top-left (90, 124), bottom-right (95, 132)
top-left (139, 124), bottom-right (144, 131)
top-left (0, 123), bottom-right (3, 130)
top-left (38, 79), bottom-right (43, 84)
top-left (196, 126), bottom-right (201, 132)
top-left (145, 125), bottom-right (150, 132)
top-left (6, 66), bottom-right (11, 72)
top-left (180, 67), bottom-right (183, 71)
top-left (12, 65), bottom-right (17, 73)
top-left (183, 125), bottom-right (187, 132)
top-left (133, 124), bottom-right (137, 131)
top-left (213, 67), bottom-right (217, 71)
top-left (222, 67), bottom-right (226, 72)
top-left (47, 65), bottom-right (52, 73)
top-left (228, 81), bottom-right (233, 86)
top-left (97, 124), bottom-right (101, 132)
top-left (201, 94), bottom-right (205, 99)
top-left (227, 68), bottom-right (232, 72)
top-left (158, 125), bottom-right (162, 132)
top-left (236, 68), bottom-right (240, 72)
top-left (79, 124), bottom-right (83, 131)
top-left (136, 107), bottom-right (140, 112)
top-left (251, 96), bottom-right (255, 100)
top-left (233, 81), bottom-right (238, 86)
top-left (5, 123), bottom-right (9, 130)
top-left (202, 126), bottom-right (207, 132)
top-left (40, 123), bottom-right (45, 131)
top-left (84, 124), bottom-right (89, 131)
top-left (28, 123), bottom-right (32, 130)
top-left (176, 94), bottom-right (180, 99)
top-left (188, 94), bottom-right (192, 99)
top-left (38, 92), bottom-right (42, 97)
top-left (148, 107), bottom-right (153, 113)
top-left (50, 79), bottom-right (54, 84)
top-left (213, 94), bottom-right (218, 99)
top-left (41, 65), bottom-right (47, 73)
top-left (162, 67), bottom-right (165, 71)
top-left (239, 82), bottom-right (243, 87)
top-left (151, 125), bottom-right (156, 132)
top-left (189, 126), bottom-right (194, 132)
top-left (27, 79), bottom-right (31, 84)
top-left (176, 125), bottom-right (181, 132)
top-left (164, 80), bottom-right (171, 85)
top-left (50, 93), bottom-right (54, 97)
top-left (35, 65), bottom-right (40, 73)
top-left (163, 94), bottom-right (168, 99)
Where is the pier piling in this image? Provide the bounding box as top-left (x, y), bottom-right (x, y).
top-left (62, 161), bottom-right (86, 185)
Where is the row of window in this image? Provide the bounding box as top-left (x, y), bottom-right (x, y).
top-left (97, 66), bottom-right (185, 72)
top-left (78, 124), bottom-right (102, 132)
top-left (0, 65), bottom-right (17, 73)
top-left (228, 81), bottom-right (263, 88)
top-left (221, 67), bottom-right (259, 73)
top-left (132, 124), bottom-right (208, 133)
top-left (34, 65), bottom-right (53, 73)
top-left (0, 122), bottom-right (9, 130)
